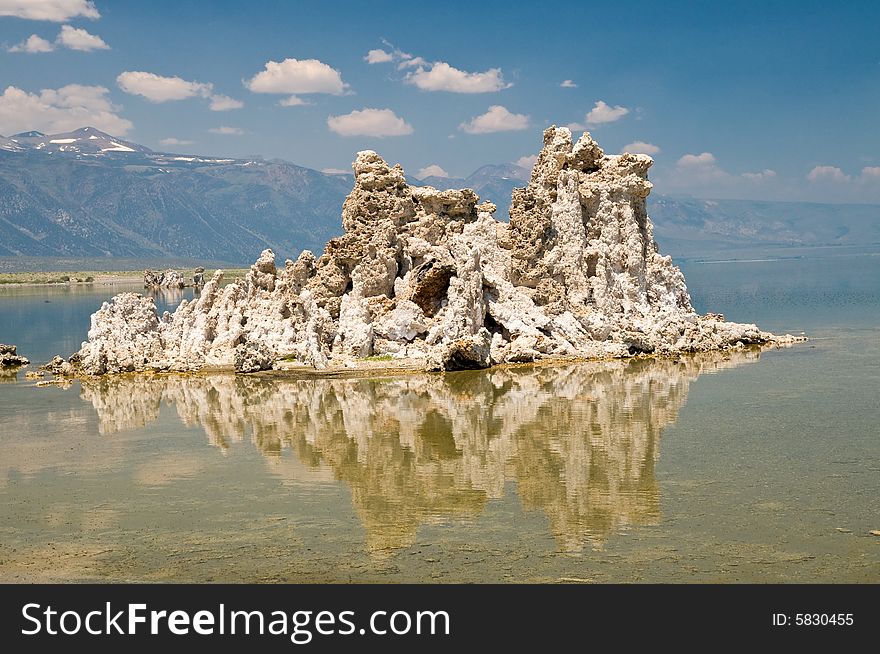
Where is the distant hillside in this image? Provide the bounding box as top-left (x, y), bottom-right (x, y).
top-left (0, 127), bottom-right (878, 264)
top-left (649, 196), bottom-right (880, 254)
top-left (0, 128), bottom-right (352, 262)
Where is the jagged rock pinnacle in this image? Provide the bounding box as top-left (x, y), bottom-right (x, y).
top-left (69, 126), bottom-right (796, 375)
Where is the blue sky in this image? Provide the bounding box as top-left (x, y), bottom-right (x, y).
top-left (1, 0), bottom-right (879, 202)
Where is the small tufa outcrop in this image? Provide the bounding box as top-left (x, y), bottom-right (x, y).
top-left (144, 269), bottom-right (185, 289)
top-left (0, 344), bottom-right (29, 367)
top-left (68, 127), bottom-right (798, 375)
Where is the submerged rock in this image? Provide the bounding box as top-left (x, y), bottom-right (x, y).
top-left (70, 126), bottom-right (799, 375)
top-left (0, 344), bottom-right (29, 367)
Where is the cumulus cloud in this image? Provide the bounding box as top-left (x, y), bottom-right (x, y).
top-left (327, 108), bottom-right (413, 137)
top-left (363, 41), bottom-right (426, 70)
top-left (0, 84), bottom-right (132, 135)
top-left (514, 154), bottom-right (538, 170)
top-left (678, 152), bottom-right (717, 168)
top-left (416, 164), bottom-right (449, 179)
top-left (568, 100), bottom-right (631, 130)
top-left (245, 58), bottom-right (348, 96)
top-left (7, 25), bottom-right (109, 53)
top-left (209, 126), bottom-right (244, 135)
top-left (587, 100), bottom-right (629, 125)
top-left (560, 79), bottom-right (578, 88)
top-left (673, 152), bottom-right (730, 185)
top-left (459, 105), bottom-right (529, 134)
top-left (159, 137), bottom-right (193, 147)
top-left (278, 95), bottom-right (310, 107)
top-left (805, 165), bottom-right (880, 184)
top-left (208, 94), bottom-right (243, 111)
top-left (364, 48), bottom-right (393, 64)
top-left (0, 0), bottom-right (99, 21)
top-left (807, 165), bottom-right (849, 183)
top-left (365, 41), bottom-right (509, 92)
top-left (622, 141), bottom-right (660, 155)
top-left (7, 34), bottom-right (54, 52)
top-left (741, 169), bottom-right (777, 181)
top-left (56, 24), bottom-right (108, 50)
top-left (667, 151), bottom-right (782, 194)
top-left (117, 71), bottom-right (241, 111)
top-left (405, 62), bottom-right (510, 93)
top-left (117, 71), bottom-right (211, 102)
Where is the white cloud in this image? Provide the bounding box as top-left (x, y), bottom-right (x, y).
top-left (586, 100), bottom-right (629, 125)
top-left (6, 25), bottom-right (109, 53)
top-left (245, 58), bottom-right (348, 96)
top-left (327, 108), bottom-right (413, 137)
top-left (807, 165), bottom-right (849, 183)
top-left (56, 24), bottom-right (108, 51)
top-left (117, 71), bottom-right (211, 102)
top-left (366, 41), bottom-right (509, 91)
top-left (622, 141), bottom-right (660, 155)
top-left (804, 165), bottom-right (880, 184)
top-left (365, 40), bottom-right (426, 70)
top-left (208, 94), bottom-right (243, 111)
top-left (569, 100), bottom-right (631, 129)
top-left (364, 48), bottom-right (393, 64)
top-left (117, 71), bottom-right (241, 111)
top-left (7, 34), bottom-right (54, 52)
top-left (677, 152), bottom-right (717, 168)
top-left (321, 167), bottom-right (350, 175)
top-left (405, 62), bottom-right (510, 93)
top-left (397, 56), bottom-right (426, 70)
top-left (279, 95), bottom-right (310, 107)
top-left (661, 150), bottom-right (785, 196)
top-left (459, 105), bottom-right (529, 134)
top-left (159, 137), bottom-right (193, 146)
top-left (514, 154), bottom-right (537, 170)
top-left (0, 0), bottom-right (99, 21)
top-left (0, 84), bottom-right (132, 135)
top-left (209, 126), bottom-right (244, 135)
top-left (741, 169), bottom-right (777, 181)
top-left (416, 164), bottom-right (449, 179)
top-left (560, 79), bottom-right (577, 88)
top-left (674, 152), bottom-right (729, 183)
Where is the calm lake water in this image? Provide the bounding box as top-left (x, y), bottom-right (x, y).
top-left (0, 251), bottom-right (878, 582)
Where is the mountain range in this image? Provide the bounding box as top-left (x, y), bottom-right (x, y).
top-left (1, 127), bottom-right (878, 264)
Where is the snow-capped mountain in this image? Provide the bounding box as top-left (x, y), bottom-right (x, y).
top-left (0, 127), bottom-right (153, 155)
top-left (0, 127), bottom-right (876, 262)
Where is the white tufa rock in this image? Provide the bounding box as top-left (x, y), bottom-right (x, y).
top-left (144, 269), bottom-right (186, 289)
top-left (68, 126), bottom-right (801, 375)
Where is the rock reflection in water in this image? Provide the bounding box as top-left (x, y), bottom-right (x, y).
top-left (78, 349), bottom-right (762, 553)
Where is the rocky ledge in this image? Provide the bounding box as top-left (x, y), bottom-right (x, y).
top-left (64, 126), bottom-right (804, 375)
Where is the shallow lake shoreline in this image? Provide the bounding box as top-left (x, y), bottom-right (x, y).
top-left (0, 269), bottom-right (249, 287)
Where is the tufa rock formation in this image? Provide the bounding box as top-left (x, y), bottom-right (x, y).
top-left (144, 269), bottom-right (185, 289)
top-left (0, 344), bottom-right (29, 367)
top-left (68, 127), bottom-right (799, 375)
